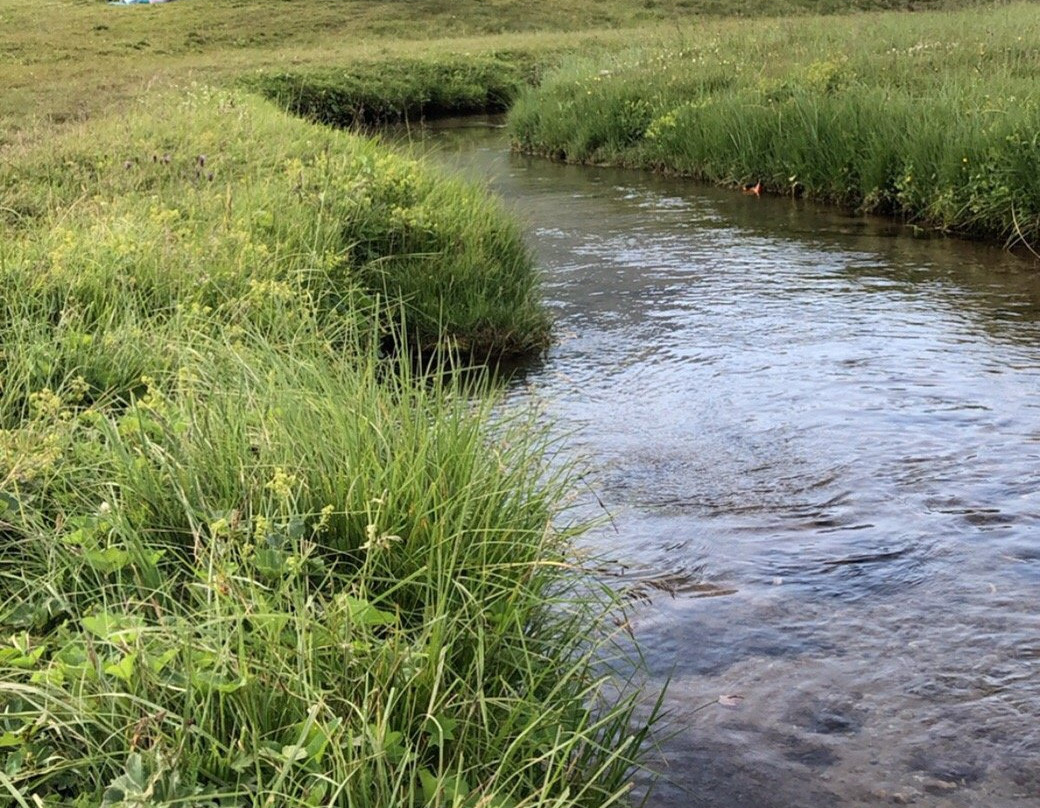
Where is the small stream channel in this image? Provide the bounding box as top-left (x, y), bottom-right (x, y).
top-left (405, 118), bottom-right (1040, 807)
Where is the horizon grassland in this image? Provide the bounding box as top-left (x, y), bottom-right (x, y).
top-left (0, 0), bottom-right (1005, 142)
top-left (1, 0), bottom-right (1036, 806)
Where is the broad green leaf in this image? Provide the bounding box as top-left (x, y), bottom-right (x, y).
top-left (420, 770), bottom-right (470, 804)
top-left (85, 546), bottom-right (131, 574)
top-left (194, 670), bottom-right (250, 694)
top-left (104, 651), bottom-right (137, 683)
top-left (139, 549), bottom-right (165, 567)
top-left (423, 714), bottom-right (458, 748)
top-left (280, 745), bottom-right (309, 763)
top-left (303, 781), bottom-right (329, 807)
top-left (285, 516), bottom-right (306, 540)
top-left (0, 491), bottom-right (19, 516)
top-left (82, 612), bottom-right (144, 643)
top-left (293, 715), bottom-right (342, 763)
top-left (125, 753), bottom-right (146, 789)
top-left (254, 547), bottom-right (287, 577)
top-left (0, 645), bottom-right (45, 669)
top-left (148, 647), bottom-right (179, 675)
top-left (446, 774), bottom-right (470, 803)
top-left (419, 769), bottom-right (439, 803)
top-left (229, 751), bottom-right (255, 773)
top-left (367, 725), bottom-right (405, 763)
top-left (337, 594), bottom-right (396, 626)
top-left (61, 527), bottom-right (90, 547)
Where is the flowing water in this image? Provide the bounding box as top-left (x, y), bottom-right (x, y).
top-left (408, 119), bottom-right (1040, 807)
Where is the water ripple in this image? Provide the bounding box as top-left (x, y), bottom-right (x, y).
top-left (419, 123), bottom-right (1040, 808)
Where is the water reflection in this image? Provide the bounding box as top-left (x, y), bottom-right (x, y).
top-left (400, 119), bottom-right (1040, 807)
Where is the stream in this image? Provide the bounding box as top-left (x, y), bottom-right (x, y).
top-left (406, 118), bottom-right (1040, 807)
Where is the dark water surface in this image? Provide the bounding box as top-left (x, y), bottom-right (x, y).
top-left (407, 119), bottom-right (1040, 807)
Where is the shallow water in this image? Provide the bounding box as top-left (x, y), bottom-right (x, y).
top-left (409, 119), bottom-right (1040, 807)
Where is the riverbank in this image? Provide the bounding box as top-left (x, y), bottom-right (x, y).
top-left (509, 3), bottom-right (1040, 247)
top-left (0, 92), bottom-right (651, 805)
top-left (3, 90), bottom-right (549, 357)
top-left (1, 0), bottom-right (1033, 802)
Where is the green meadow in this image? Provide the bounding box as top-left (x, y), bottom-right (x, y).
top-left (1, 0), bottom-right (1034, 804)
top-left (0, 0), bottom-right (991, 144)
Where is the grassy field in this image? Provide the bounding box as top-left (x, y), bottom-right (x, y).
top-left (509, 3), bottom-right (1040, 245)
top-left (0, 0), bottom-right (991, 145)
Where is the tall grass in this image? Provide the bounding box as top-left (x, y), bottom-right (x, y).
top-left (0, 0), bottom-right (992, 144)
top-left (0, 325), bottom-right (651, 807)
top-left (0, 88), bottom-right (654, 806)
top-left (509, 3), bottom-right (1040, 246)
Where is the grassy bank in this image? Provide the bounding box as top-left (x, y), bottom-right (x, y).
top-left (0, 92), bottom-right (653, 805)
top-left (509, 3), bottom-right (1040, 246)
top-left (1, 89), bottom-right (548, 359)
top-left (244, 55), bottom-right (540, 127)
top-left (3, 0), bottom-right (1030, 802)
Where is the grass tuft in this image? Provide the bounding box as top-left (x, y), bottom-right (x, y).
top-left (0, 325), bottom-right (651, 806)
